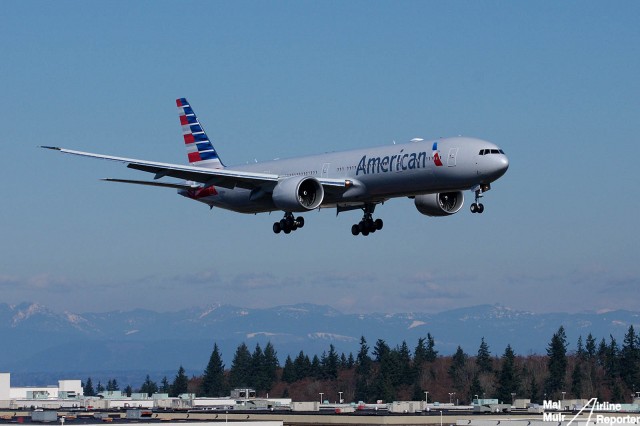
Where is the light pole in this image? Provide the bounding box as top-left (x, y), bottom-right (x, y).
top-left (440, 410), bottom-right (443, 426)
top-left (449, 392), bottom-right (454, 404)
top-left (338, 391), bottom-right (343, 404)
top-left (425, 391), bottom-right (429, 404)
top-left (474, 394), bottom-right (478, 404)
top-left (319, 392), bottom-right (324, 404)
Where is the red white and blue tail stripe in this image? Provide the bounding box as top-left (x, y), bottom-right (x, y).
top-left (176, 98), bottom-right (224, 169)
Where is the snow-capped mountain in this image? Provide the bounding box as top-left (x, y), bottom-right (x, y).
top-left (1, 302), bottom-right (638, 385)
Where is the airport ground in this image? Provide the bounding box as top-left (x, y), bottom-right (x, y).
top-left (0, 408), bottom-right (628, 426)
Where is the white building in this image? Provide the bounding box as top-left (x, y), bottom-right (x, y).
top-left (0, 372), bottom-right (83, 400)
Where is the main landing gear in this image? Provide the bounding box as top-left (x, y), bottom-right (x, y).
top-left (470, 184), bottom-right (490, 214)
top-left (273, 212), bottom-right (305, 234)
top-left (351, 204), bottom-right (383, 236)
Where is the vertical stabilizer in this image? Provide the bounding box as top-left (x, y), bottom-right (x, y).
top-left (176, 98), bottom-right (224, 169)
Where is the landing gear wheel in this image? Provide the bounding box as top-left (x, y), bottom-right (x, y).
top-left (471, 186), bottom-right (489, 214)
top-left (351, 203), bottom-right (384, 236)
top-left (275, 212), bottom-right (304, 235)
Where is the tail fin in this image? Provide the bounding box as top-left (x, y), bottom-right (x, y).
top-left (176, 98), bottom-right (224, 169)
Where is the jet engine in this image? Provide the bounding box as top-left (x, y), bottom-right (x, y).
top-left (414, 191), bottom-right (464, 216)
top-left (272, 176), bottom-right (324, 212)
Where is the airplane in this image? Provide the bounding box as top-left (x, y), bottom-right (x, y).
top-left (42, 98), bottom-right (509, 236)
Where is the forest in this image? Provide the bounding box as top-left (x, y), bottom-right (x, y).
top-left (82, 325), bottom-right (640, 404)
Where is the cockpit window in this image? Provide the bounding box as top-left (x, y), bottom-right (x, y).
top-left (479, 148), bottom-right (505, 155)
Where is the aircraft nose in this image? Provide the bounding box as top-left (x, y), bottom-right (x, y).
top-left (497, 155), bottom-right (509, 176)
top-left (486, 154), bottom-right (509, 181)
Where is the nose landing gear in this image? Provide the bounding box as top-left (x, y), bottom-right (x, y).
top-left (273, 212), bottom-right (305, 234)
top-left (470, 184), bottom-right (490, 214)
top-left (351, 204), bottom-right (383, 236)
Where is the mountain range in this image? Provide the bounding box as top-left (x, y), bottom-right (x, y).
top-left (1, 302), bottom-right (638, 387)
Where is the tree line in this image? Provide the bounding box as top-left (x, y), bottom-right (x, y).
top-left (82, 326), bottom-right (640, 404)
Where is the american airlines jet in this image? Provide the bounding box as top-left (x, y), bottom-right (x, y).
top-left (43, 98), bottom-right (509, 236)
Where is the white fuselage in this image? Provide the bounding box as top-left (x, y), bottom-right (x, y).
top-left (181, 136), bottom-right (509, 214)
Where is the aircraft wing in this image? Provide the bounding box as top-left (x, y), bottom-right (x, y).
top-left (42, 146), bottom-right (351, 191)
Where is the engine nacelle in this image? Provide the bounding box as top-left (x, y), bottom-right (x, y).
top-left (272, 176), bottom-right (324, 212)
top-left (414, 191), bottom-right (464, 216)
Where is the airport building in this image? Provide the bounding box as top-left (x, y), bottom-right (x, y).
top-left (0, 373), bottom-right (82, 401)
top-left (2, 372), bottom-right (640, 426)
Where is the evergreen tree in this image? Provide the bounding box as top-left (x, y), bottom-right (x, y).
top-left (263, 342), bottom-right (279, 391)
top-left (476, 337), bottom-right (493, 373)
top-left (398, 341), bottom-right (413, 385)
top-left (448, 346), bottom-right (468, 393)
top-left (140, 375), bottom-right (158, 396)
top-left (159, 377), bottom-right (170, 394)
top-left (611, 379), bottom-right (624, 402)
top-left (281, 355), bottom-right (296, 383)
top-left (544, 326), bottom-right (568, 398)
top-left (96, 381), bottom-right (105, 393)
top-left (585, 333), bottom-right (597, 359)
top-left (83, 377), bottom-right (95, 397)
top-left (597, 337), bottom-right (608, 366)
top-left (321, 344), bottom-right (339, 380)
top-left (374, 345), bottom-right (401, 402)
top-left (339, 353), bottom-right (348, 369)
top-left (412, 383), bottom-right (425, 402)
top-left (124, 385), bottom-right (132, 397)
top-left (621, 325), bottom-right (640, 391)
top-left (529, 375), bottom-right (540, 403)
top-left (310, 354), bottom-right (322, 379)
top-left (355, 336), bottom-right (372, 402)
top-left (347, 353), bottom-right (355, 369)
top-left (496, 345), bottom-right (521, 404)
top-left (373, 339), bottom-right (390, 362)
top-left (108, 379), bottom-right (119, 391)
top-left (425, 333), bottom-right (438, 361)
top-left (201, 343), bottom-right (226, 397)
top-left (576, 336), bottom-right (586, 360)
top-left (571, 363), bottom-right (583, 398)
top-left (171, 366), bottom-right (189, 397)
top-left (251, 343), bottom-right (265, 390)
top-left (229, 342), bottom-right (253, 388)
top-left (604, 335), bottom-right (620, 378)
top-left (293, 350), bottom-right (311, 380)
top-left (470, 374), bottom-right (483, 400)
top-left (414, 337), bottom-right (428, 367)
top-left (413, 337), bottom-right (427, 385)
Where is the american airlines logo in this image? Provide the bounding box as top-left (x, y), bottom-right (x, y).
top-left (356, 143), bottom-right (443, 176)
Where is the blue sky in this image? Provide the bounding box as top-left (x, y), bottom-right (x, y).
top-left (1, 1), bottom-right (639, 315)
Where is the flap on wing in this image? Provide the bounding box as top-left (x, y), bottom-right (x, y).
top-left (101, 178), bottom-right (197, 190)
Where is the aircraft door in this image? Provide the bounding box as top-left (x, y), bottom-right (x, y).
top-left (447, 148), bottom-right (458, 167)
top-left (322, 163), bottom-right (330, 178)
